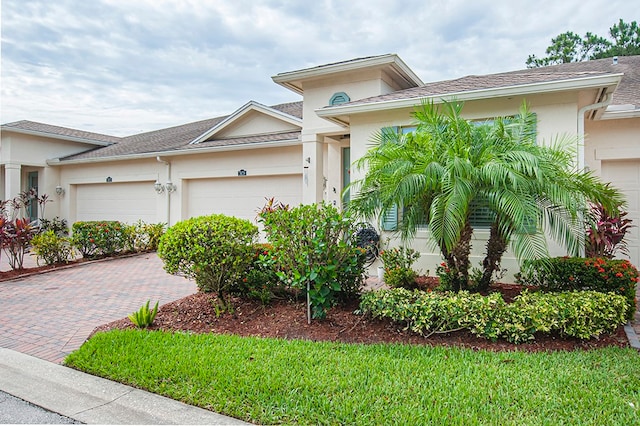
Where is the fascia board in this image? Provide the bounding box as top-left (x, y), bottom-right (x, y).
top-left (316, 74), bottom-right (624, 118)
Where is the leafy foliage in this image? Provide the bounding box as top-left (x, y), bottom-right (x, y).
top-left (231, 243), bottom-right (283, 305)
top-left (128, 220), bottom-right (166, 252)
top-left (31, 230), bottom-right (75, 265)
top-left (157, 214), bottom-right (258, 306)
top-left (71, 221), bottom-right (129, 258)
top-left (527, 19), bottom-right (640, 67)
top-left (38, 217), bottom-right (69, 237)
top-left (360, 288), bottom-right (628, 343)
top-left (259, 202), bottom-right (366, 320)
top-left (1, 217), bottom-right (37, 270)
top-left (516, 257), bottom-right (638, 320)
top-left (349, 99), bottom-right (623, 292)
top-left (128, 300), bottom-right (159, 328)
top-left (585, 203), bottom-right (633, 259)
top-left (380, 247), bottom-right (420, 288)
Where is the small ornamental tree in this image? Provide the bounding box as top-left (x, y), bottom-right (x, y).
top-left (259, 202), bottom-right (366, 322)
top-left (157, 214), bottom-right (258, 309)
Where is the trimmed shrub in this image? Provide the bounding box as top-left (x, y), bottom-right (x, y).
top-left (259, 202), bottom-right (366, 320)
top-left (516, 257), bottom-right (638, 320)
top-left (380, 247), bottom-right (420, 289)
top-left (157, 214), bottom-right (258, 303)
top-left (71, 221), bottom-right (128, 258)
top-left (359, 288), bottom-right (628, 343)
top-left (31, 230), bottom-right (75, 265)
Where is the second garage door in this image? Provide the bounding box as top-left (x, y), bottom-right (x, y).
top-left (601, 159), bottom-right (640, 268)
top-left (186, 174), bottom-right (302, 223)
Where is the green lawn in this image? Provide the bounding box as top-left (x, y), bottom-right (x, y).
top-left (65, 330), bottom-right (640, 425)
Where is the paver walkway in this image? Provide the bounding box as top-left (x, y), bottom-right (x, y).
top-left (0, 254), bottom-right (196, 364)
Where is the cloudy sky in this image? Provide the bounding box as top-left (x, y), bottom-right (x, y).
top-left (1, 0), bottom-right (636, 136)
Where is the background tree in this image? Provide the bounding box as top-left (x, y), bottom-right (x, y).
top-left (527, 19), bottom-right (639, 67)
top-left (348, 100), bottom-right (624, 291)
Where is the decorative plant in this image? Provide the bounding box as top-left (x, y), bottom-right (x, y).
top-left (379, 247), bottom-right (420, 288)
top-left (71, 221), bottom-right (129, 258)
top-left (157, 214), bottom-right (258, 311)
top-left (128, 300), bottom-right (159, 328)
top-left (31, 230), bottom-right (75, 265)
top-left (585, 203), bottom-right (633, 258)
top-left (3, 217), bottom-right (37, 270)
top-left (259, 202), bottom-right (366, 322)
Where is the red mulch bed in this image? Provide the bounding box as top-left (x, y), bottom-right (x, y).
top-left (93, 277), bottom-right (631, 352)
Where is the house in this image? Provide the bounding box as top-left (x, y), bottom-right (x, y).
top-left (2, 54), bottom-right (639, 275)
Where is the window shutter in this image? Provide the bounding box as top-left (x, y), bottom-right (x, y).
top-left (381, 205), bottom-right (398, 231)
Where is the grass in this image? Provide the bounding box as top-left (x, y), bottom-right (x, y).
top-left (65, 330), bottom-right (640, 425)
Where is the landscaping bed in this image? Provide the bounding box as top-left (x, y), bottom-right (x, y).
top-left (93, 280), bottom-right (630, 352)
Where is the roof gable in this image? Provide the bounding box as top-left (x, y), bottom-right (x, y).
top-left (190, 101), bottom-right (302, 144)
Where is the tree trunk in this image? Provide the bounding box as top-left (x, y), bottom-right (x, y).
top-left (443, 220), bottom-right (473, 292)
top-left (478, 222), bottom-right (508, 292)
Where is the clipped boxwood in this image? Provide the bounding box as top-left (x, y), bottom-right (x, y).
top-left (157, 214), bottom-right (258, 302)
top-left (359, 288), bottom-right (628, 344)
top-left (71, 221), bottom-right (129, 258)
top-left (516, 257), bottom-right (638, 320)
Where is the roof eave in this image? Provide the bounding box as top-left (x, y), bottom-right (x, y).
top-left (316, 73), bottom-right (624, 121)
top-left (47, 138), bottom-right (301, 166)
top-left (272, 54), bottom-right (423, 94)
top-left (0, 126), bottom-right (116, 147)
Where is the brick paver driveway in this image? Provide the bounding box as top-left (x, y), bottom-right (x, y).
top-left (0, 254), bottom-right (196, 364)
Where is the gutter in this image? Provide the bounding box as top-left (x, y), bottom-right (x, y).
top-left (577, 91), bottom-right (613, 170)
top-left (156, 156), bottom-right (172, 225)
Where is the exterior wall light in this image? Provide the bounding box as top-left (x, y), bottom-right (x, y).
top-left (165, 181), bottom-right (177, 193)
top-left (55, 185), bottom-right (65, 196)
top-left (154, 180), bottom-right (165, 194)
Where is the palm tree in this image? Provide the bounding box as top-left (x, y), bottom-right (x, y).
top-left (348, 100), bottom-right (624, 291)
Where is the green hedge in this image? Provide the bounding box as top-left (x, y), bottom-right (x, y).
top-left (516, 257), bottom-right (638, 320)
top-left (71, 221), bottom-right (129, 258)
top-left (157, 214), bottom-right (258, 299)
top-left (359, 288), bottom-right (628, 343)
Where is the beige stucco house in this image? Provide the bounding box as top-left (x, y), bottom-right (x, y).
top-left (2, 54), bottom-right (639, 275)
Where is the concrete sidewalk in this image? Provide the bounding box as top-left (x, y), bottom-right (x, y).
top-left (0, 347), bottom-right (251, 425)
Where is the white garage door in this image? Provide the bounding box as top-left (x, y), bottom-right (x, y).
top-left (186, 175), bottom-right (302, 223)
top-left (601, 160), bottom-right (640, 268)
top-left (76, 182), bottom-right (157, 223)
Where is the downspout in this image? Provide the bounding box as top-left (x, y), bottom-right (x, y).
top-left (156, 156), bottom-right (172, 225)
top-left (577, 91), bottom-right (612, 171)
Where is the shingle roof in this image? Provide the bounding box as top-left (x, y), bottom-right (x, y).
top-left (59, 101), bottom-right (303, 161)
top-left (338, 55), bottom-right (640, 108)
top-left (0, 120), bottom-right (122, 145)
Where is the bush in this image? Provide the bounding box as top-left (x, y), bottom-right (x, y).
top-left (516, 257), bottom-right (638, 320)
top-left (259, 202), bottom-right (366, 320)
top-left (359, 288), bottom-right (628, 343)
top-left (157, 214), bottom-right (258, 305)
top-left (129, 220), bottom-right (166, 252)
top-left (1, 218), bottom-right (37, 270)
top-left (231, 243), bottom-right (282, 304)
top-left (39, 217), bottom-right (69, 237)
top-left (380, 247), bottom-right (420, 288)
top-left (71, 221), bottom-right (129, 258)
top-left (31, 230), bottom-right (75, 265)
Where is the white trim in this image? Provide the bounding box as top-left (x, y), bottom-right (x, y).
top-left (0, 127), bottom-right (115, 147)
top-left (600, 108), bottom-right (640, 120)
top-left (189, 101), bottom-right (302, 144)
top-left (46, 138), bottom-right (301, 166)
top-left (595, 147), bottom-right (640, 160)
top-left (316, 74), bottom-right (624, 119)
top-left (272, 54), bottom-right (423, 94)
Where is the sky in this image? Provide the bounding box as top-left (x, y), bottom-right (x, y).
top-left (1, 0), bottom-right (637, 136)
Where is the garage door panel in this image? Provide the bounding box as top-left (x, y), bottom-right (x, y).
top-left (187, 175), bottom-right (301, 223)
top-left (601, 160), bottom-right (640, 267)
top-left (76, 182), bottom-right (157, 223)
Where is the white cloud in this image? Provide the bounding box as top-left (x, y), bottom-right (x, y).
top-left (1, 0), bottom-right (637, 135)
